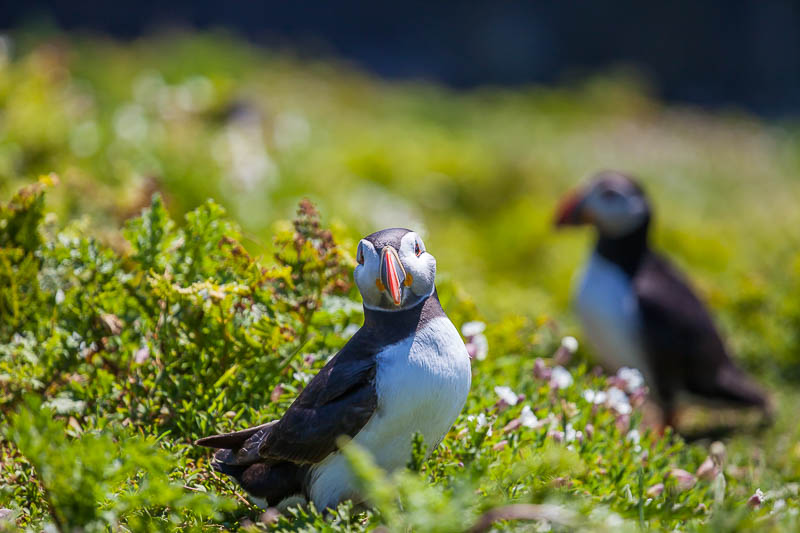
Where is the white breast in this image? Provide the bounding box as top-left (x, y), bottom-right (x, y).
top-left (576, 253), bottom-right (649, 377)
top-left (308, 316), bottom-right (471, 510)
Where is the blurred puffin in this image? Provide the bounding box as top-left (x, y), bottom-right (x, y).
top-left (555, 171), bottom-right (769, 428)
top-left (196, 228), bottom-right (471, 510)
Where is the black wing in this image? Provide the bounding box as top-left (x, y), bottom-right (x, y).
top-left (257, 334), bottom-right (378, 463)
top-left (196, 328), bottom-right (378, 465)
top-left (634, 252), bottom-right (766, 410)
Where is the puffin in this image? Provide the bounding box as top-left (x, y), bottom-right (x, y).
top-left (555, 171), bottom-right (770, 428)
top-left (196, 228), bottom-right (472, 510)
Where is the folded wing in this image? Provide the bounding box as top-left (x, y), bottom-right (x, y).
top-left (634, 252), bottom-right (767, 409)
top-left (196, 332), bottom-right (378, 468)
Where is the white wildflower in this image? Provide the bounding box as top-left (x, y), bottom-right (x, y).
top-left (519, 405), bottom-right (539, 428)
top-left (293, 371), bottom-right (312, 384)
top-left (134, 346), bottom-right (150, 364)
top-left (606, 386), bottom-right (632, 414)
top-left (466, 334), bottom-right (489, 360)
top-left (617, 367), bottom-right (645, 393)
top-left (461, 321), bottom-right (486, 337)
top-left (627, 429), bottom-right (642, 451)
top-left (565, 423), bottom-right (577, 443)
top-left (467, 412), bottom-right (492, 437)
top-left (748, 488), bottom-right (765, 507)
top-left (550, 366), bottom-right (573, 389)
top-left (582, 389), bottom-right (607, 404)
top-left (561, 336), bottom-right (579, 353)
top-left (463, 321), bottom-right (489, 360)
top-left (494, 385), bottom-right (519, 406)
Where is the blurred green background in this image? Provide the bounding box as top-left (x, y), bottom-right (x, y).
top-left (2, 32), bottom-right (799, 377)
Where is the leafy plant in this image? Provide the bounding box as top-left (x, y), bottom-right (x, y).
top-left (4, 398), bottom-right (225, 532)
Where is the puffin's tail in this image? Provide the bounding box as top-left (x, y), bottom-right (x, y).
top-left (195, 421), bottom-right (277, 474)
top-left (711, 364), bottom-right (772, 417)
top-left (196, 421), bottom-right (306, 504)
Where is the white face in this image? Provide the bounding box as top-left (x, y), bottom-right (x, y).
top-left (582, 182), bottom-right (649, 238)
top-left (354, 232), bottom-right (437, 311)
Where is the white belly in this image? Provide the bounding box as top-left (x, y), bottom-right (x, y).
top-left (576, 253), bottom-right (649, 376)
top-left (308, 316), bottom-right (471, 510)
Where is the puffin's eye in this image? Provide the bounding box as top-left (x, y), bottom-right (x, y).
top-left (414, 241), bottom-right (423, 257)
top-left (356, 244), bottom-right (365, 265)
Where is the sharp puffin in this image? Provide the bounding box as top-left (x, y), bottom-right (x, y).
top-left (555, 171), bottom-right (769, 427)
top-left (196, 228), bottom-right (471, 510)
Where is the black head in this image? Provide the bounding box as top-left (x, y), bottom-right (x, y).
top-left (363, 228), bottom-right (413, 252)
top-left (555, 171), bottom-right (651, 238)
top-left (354, 228), bottom-right (436, 311)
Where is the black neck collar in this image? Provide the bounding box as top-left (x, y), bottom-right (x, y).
top-left (362, 290), bottom-right (445, 343)
top-left (595, 219), bottom-right (650, 278)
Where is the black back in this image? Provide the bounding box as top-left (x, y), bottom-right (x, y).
top-left (633, 251), bottom-right (767, 411)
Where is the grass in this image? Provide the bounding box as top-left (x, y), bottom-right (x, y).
top-left (1, 30), bottom-right (800, 531)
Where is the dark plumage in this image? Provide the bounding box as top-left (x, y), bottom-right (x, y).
top-left (196, 320), bottom-right (382, 501)
top-left (196, 228), bottom-right (470, 509)
top-left (556, 171), bottom-right (770, 427)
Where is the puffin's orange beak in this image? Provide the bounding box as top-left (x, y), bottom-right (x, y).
top-left (380, 246), bottom-right (405, 306)
top-left (555, 188), bottom-right (589, 227)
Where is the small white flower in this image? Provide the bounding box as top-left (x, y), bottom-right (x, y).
top-left (293, 371), bottom-right (312, 384)
top-left (134, 346), bottom-right (150, 364)
top-left (565, 423), bottom-right (577, 443)
top-left (561, 336), bottom-right (579, 353)
top-left (55, 289), bottom-right (65, 304)
top-left (495, 386), bottom-right (519, 406)
top-left (607, 386), bottom-right (632, 414)
top-left (550, 366), bottom-right (573, 389)
top-left (461, 321), bottom-right (486, 337)
top-left (582, 389), bottom-right (607, 404)
top-left (466, 334), bottom-right (489, 360)
top-left (626, 429), bottom-right (640, 444)
top-left (519, 405), bottom-right (539, 428)
top-left (617, 367), bottom-right (645, 393)
top-left (467, 413), bottom-right (492, 436)
top-left (748, 488), bottom-right (765, 507)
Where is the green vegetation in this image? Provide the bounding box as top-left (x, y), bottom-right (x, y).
top-left (1, 32), bottom-right (800, 531)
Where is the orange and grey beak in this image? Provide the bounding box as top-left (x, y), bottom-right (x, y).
top-left (555, 188), bottom-right (589, 227)
top-left (379, 246), bottom-right (406, 306)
